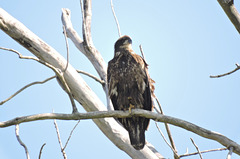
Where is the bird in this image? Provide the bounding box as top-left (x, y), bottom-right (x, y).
top-left (107, 35), bottom-right (154, 150)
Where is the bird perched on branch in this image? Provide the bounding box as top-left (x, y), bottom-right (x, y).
top-left (107, 35), bottom-right (154, 150)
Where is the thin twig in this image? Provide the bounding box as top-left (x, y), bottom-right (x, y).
top-left (190, 138), bottom-right (203, 159)
top-left (0, 47), bottom-right (39, 61)
top-left (110, 0), bottom-right (121, 37)
top-left (155, 96), bottom-right (178, 158)
top-left (179, 147), bottom-right (228, 158)
top-left (15, 124), bottom-right (30, 159)
top-left (210, 63), bottom-right (240, 78)
top-left (63, 120), bottom-right (80, 150)
top-left (0, 76), bottom-right (55, 105)
top-left (0, 69), bottom-right (103, 106)
top-left (57, 73), bottom-right (78, 113)
top-left (227, 147), bottom-right (234, 159)
top-left (139, 45), bottom-right (178, 158)
top-left (76, 69), bottom-right (105, 84)
top-left (139, 45), bottom-right (146, 60)
top-left (62, 25), bottom-right (70, 73)
top-left (155, 97), bottom-right (164, 114)
top-left (38, 143), bottom-right (46, 159)
top-left (0, 47), bottom-right (78, 112)
top-left (155, 122), bottom-right (179, 157)
top-left (54, 119), bottom-right (67, 159)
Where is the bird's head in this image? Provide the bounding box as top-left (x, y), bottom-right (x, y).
top-left (114, 35), bottom-right (132, 52)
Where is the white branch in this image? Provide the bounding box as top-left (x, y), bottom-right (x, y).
top-left (217, 0), bottom-right (240, 34)
top-left (54, 119), bottom-right (67, 159)
top-left (1, 109), bottom-right (240, 156)
top-left (0, 8), bottom-right (159, 159)
top-left (15, 124), bottom-right (30, 159)
top-left (179, 147), bottom-right (227, 158)
top-left (110, 0), bottom-right (121, 37)
top-left (61, 7), bottom-right (113, 111)
top-left (190, 138), bottom-right (203, 159)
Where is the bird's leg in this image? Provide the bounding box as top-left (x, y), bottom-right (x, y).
top-left (128, 97), bottom-right (135, 113)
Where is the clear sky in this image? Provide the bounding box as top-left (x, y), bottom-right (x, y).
top-left (1, 0), bottom-right (240, 159)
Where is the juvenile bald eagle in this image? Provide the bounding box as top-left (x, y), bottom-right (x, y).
top-left (107, 35), bottom-right (154, 150)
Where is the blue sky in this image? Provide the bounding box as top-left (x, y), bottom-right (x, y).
top-left (1, 0), bottom-right (240, 158)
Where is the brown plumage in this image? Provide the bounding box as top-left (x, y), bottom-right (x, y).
top-left (107, 35), bottom-right (154, 150)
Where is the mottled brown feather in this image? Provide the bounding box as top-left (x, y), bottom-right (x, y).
top-left (107, 35), bottom-right (154, 150)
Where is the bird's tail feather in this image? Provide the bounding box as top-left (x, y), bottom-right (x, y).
top-left (128, 125), bottom-right (145, 150)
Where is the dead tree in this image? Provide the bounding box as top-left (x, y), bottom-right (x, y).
top-left (1, 0), bottom-right (240, 158)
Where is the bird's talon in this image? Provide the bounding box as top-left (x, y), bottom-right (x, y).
top-left (129, 104), bottom-right (135, 113)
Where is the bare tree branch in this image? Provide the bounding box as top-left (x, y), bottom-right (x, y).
top-left (61, 7), bottom-right (113, 111)
top-left (15, 124), bottom-right (30, 159)
top-left (217, 0), bottom-right (240, 34)
top-left (139, 43), bottom-right (177, 159)
top-left (110, 0), bottom-right (121, 37)
top-left (76, 69), bottom-right (105, 84)
top-left (62, 25), bottom-right (70, 73)
top-left (1, 109), bottom-right (240, 156)
top-left (0, 47), bottom-right (102, 105)
top-left (210, 63), bottom-right (240, 78)
top-left (38, 143), bottom-right (46, 159)
top-left (0, 70), bottom-right (103, 106)
top-left (80, 0), bottom-right (113, 110)
top-left (190, 138), bottom-right (203, 159)
top-left (140, 44), bottom-right (177, 159)
top-left (155, 96), bottom-right (178, 158)
top-left (0, 46), bottom-right (78, 112)
top-left (139, 45), bottom-right (146, 62)
top-left (155, 122), bottom-right (179, 158)
top-left (54, 119), bottom-right (67, 159)
top-left (0, 75), bottom-right (55, 105)
top-left (179, 147), bottom-right (227, 158)
top-left (63, 120), bottom-right (80, 150)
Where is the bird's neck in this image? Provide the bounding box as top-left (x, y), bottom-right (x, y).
top-left (114, 46), bottom-right (134, 56)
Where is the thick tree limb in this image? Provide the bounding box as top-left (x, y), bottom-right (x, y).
top-left (1, 109), bottom-right (240, 156)
top-left (217, 0), bottom-right (240, 34)
top-left (80, 0), bottom-right (113, 111)
top-left (0, 8), bottom-right (159, 159)
top-left (61, 6), bottom-right (113, 111)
